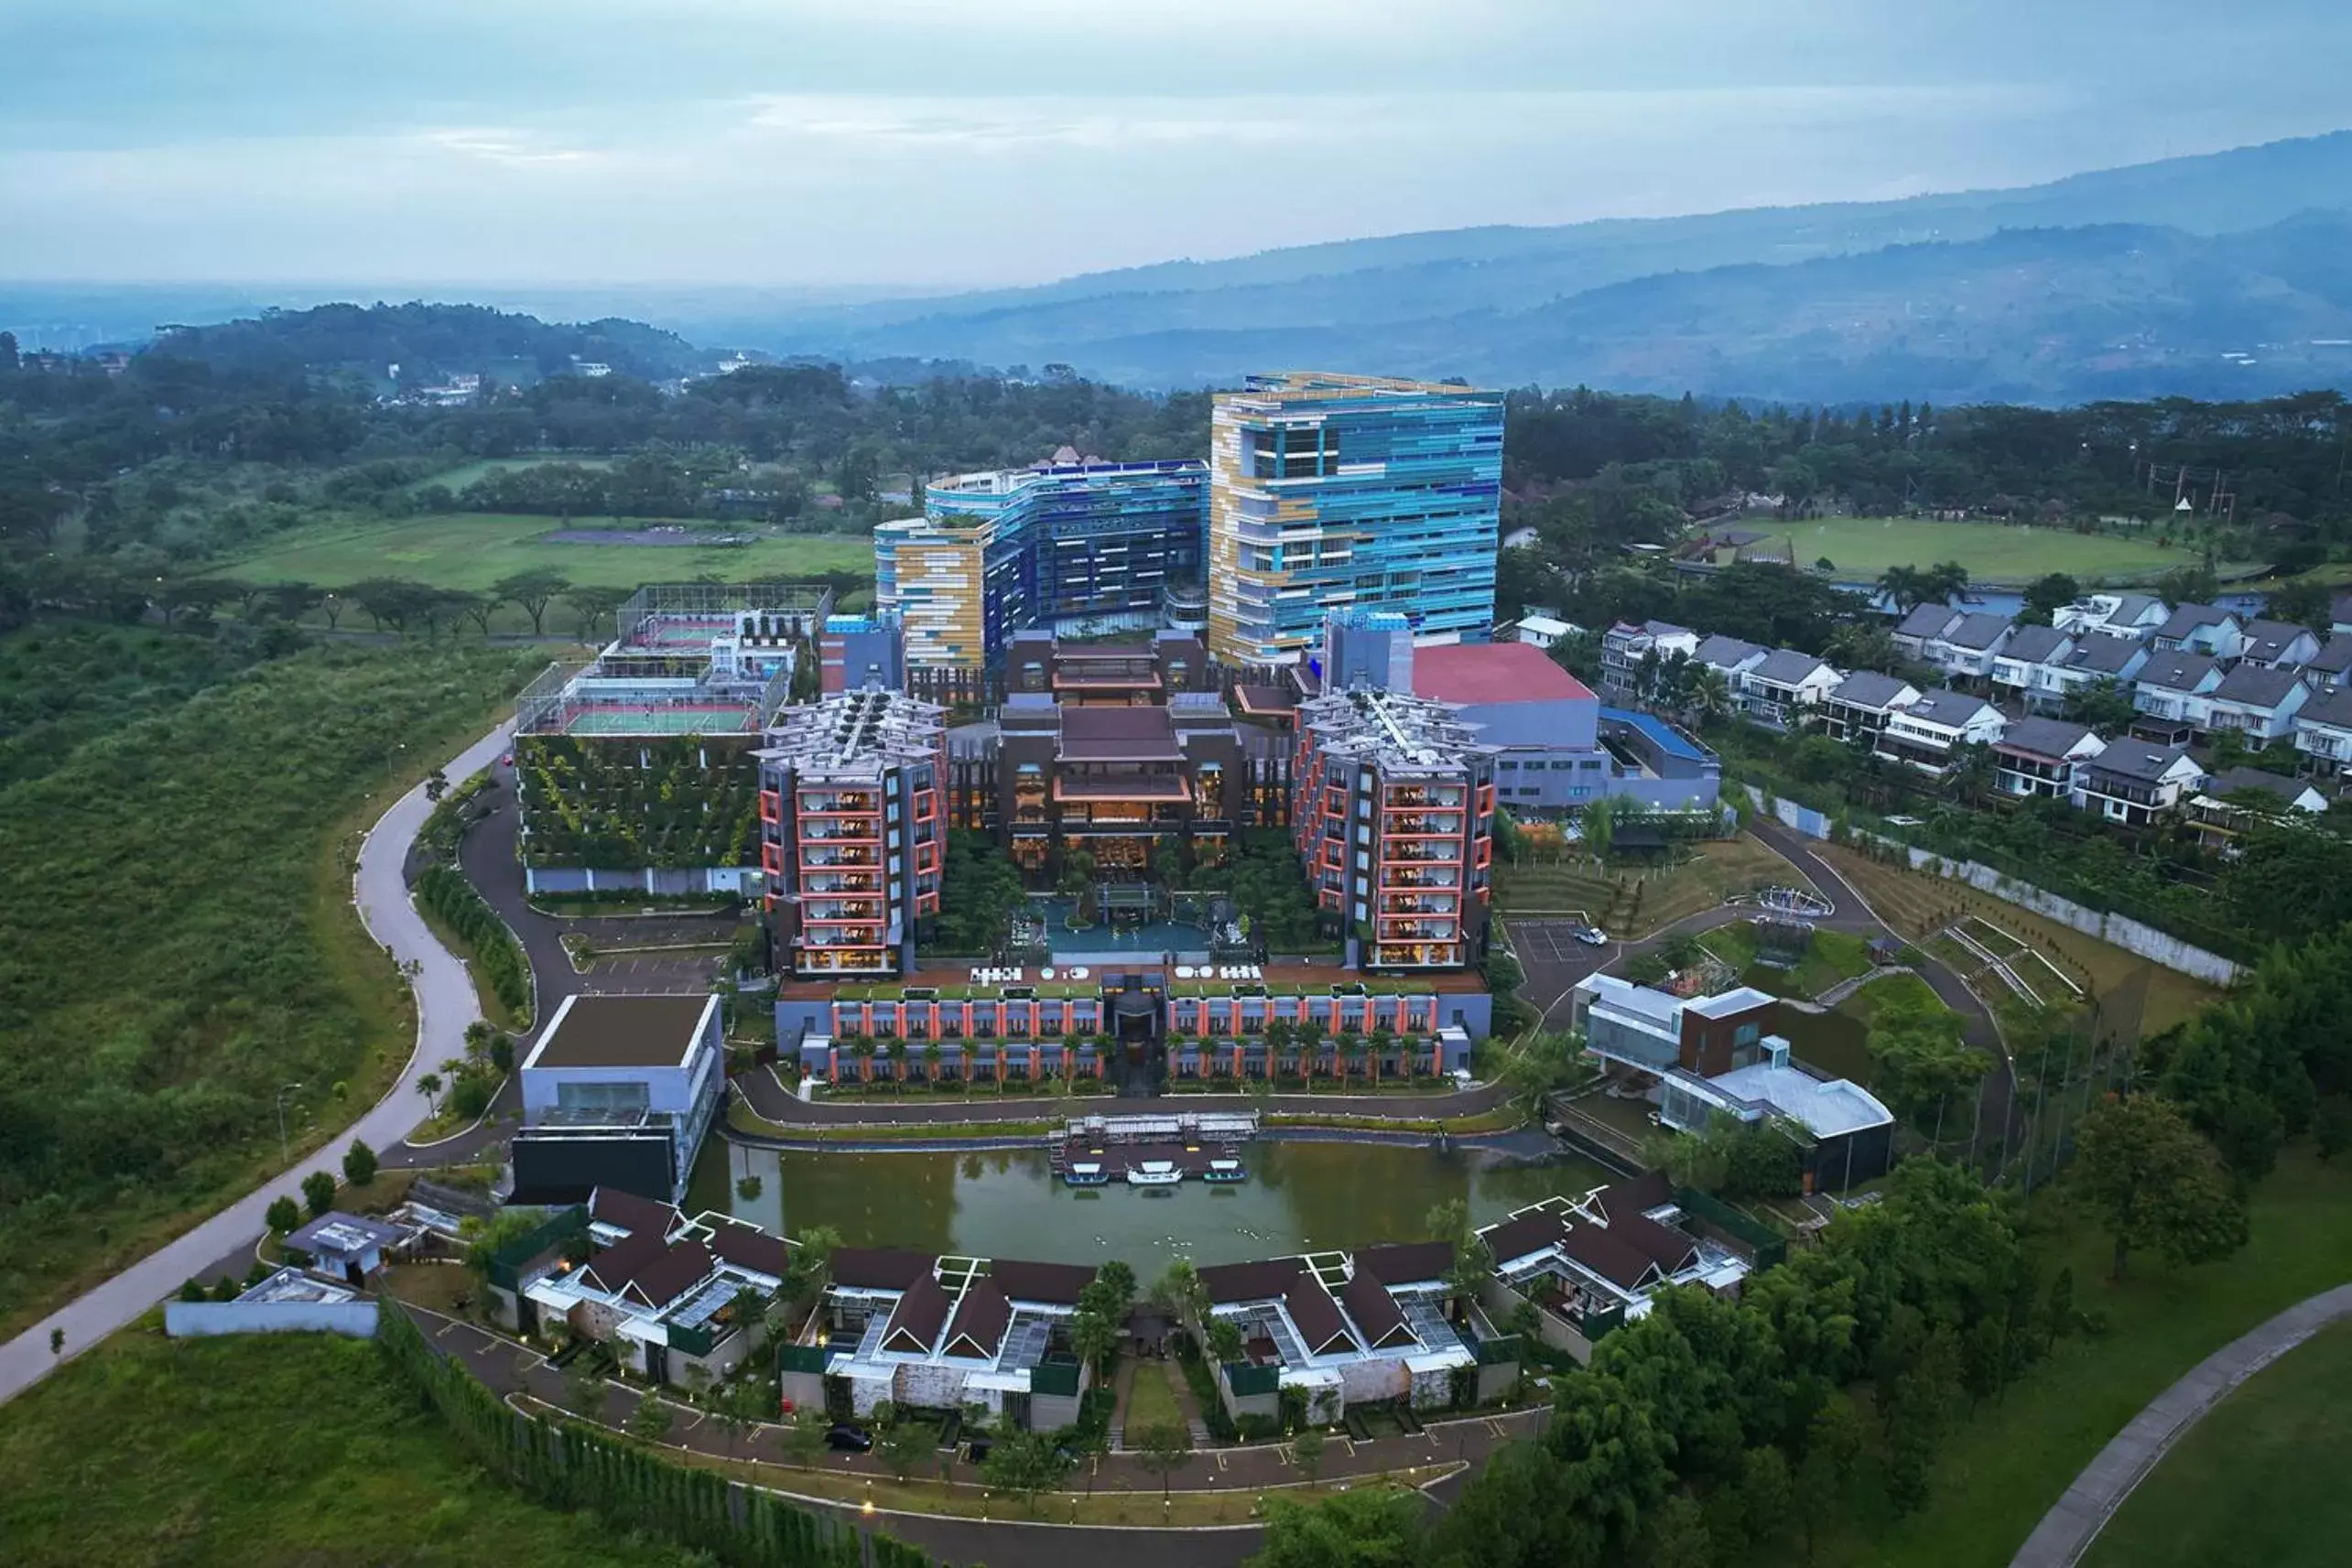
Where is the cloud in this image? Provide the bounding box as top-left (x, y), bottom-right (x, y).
top-left (409, 128), bottom-right (605, 168)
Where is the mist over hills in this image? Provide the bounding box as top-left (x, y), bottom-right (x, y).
top-left (7, 131), bottom-right (2352, 405)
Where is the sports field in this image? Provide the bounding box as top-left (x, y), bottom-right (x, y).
top-left (1754, 516), bottom-right (2247, 586)
top-left (212, 512), bottom-right (873, 593)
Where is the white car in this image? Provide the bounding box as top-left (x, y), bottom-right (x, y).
top-left (1569, 925), bottom-right (1609, 947)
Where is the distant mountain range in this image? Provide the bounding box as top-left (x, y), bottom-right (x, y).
top-left (8, 131), bottom-right (2352, 405)
top-left (730, 131), bottom-right (2352, 403)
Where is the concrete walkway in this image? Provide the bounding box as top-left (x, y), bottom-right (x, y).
top-left (2009, 1281), bottom-right (2352, 1568)
top-left (0, 724), bottom-right (510, 1407)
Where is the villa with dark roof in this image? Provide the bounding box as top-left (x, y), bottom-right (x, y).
top-left (1479, 1173), bottom-right (1750, 1364)
top-left (1190, 1242), bottom-right (1514, 1424)
top-left (779, 1252), bottom-right (1097, 1431)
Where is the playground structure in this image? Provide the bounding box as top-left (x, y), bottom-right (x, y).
top-left (1743, 885), bottom-right (1836, 919)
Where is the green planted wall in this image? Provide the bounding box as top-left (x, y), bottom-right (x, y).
top-left (518, 732), bottom-right (763, 870)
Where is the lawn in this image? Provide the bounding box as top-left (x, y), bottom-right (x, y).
top-left (0, 1329), bottom-right (699, 1568)
top-left (1123, 1360), bottom-right (1187, 1433)
top-left (406, 455), bottom-right (613, 493)
top-left (1810, 1146), bottom-right (2352, 1568)
top-left (2083, 1317), bottom-right (2352, 1568)
top-left (1496, 834), bottom-right (1811, 934)
top-left (1813, 842), bottom-right (2219, 1036)
top-left (211, 511), bottom-right (874, 594)
top-left (0, 639), bottom-right (536, 1339)
top-left (1752, 516), bottom-right (2248, 587)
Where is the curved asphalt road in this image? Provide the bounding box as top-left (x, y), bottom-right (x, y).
top-left (0, 724), bottom-right (510, 1407)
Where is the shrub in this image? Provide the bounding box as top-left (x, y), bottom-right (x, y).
top-left (266, 1195), bottom-right (300, 1235)
top-left (301, 1170), bottom-right (338, 1218)
top-left (342, 1139), bottom-right (378, 1187)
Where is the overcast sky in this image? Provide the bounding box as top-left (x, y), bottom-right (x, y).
top-left (3, 0), bottom-right (2347, 290)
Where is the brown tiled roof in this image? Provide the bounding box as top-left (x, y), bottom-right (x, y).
top-left (1198, 1257), bottom-right (1304, 1304)
top-left (1556, 1223), bottom-right (1661, 1292)
top-left (1285, 1276), bottom-right (1357, 1356)
top-left (831, 1247), bottom-right (934, 1292)
top-left (882, 1271), bottom-right (953, 1353)
top-left (1588, 1171), bottom-right (1672, 1224)
top-left (1353, 1241), bottom-right (1454, 1288)
top-left (1341, 1269), bottom-right (1415, 1350)
top-left (1610, 1210), bottom-right (1700, 1277)
top-left (1479, 1212), bottom-right (1568, 1267)
top-left (943, 1279), bottom-right (1013, 1359)
top-left (620, 1239), bottom-right (715, 1311)
top-left (989, 1259), bottom-right (1097, 1306)
top-left (589, 1185), bottom-right (682, 1239)
top-left (578, 1227), bottom-right (674, 1295)
top-left (1057, 705), bottom-right (1182, 762)
top-left (702, 1221), bottom-right (789, 1280)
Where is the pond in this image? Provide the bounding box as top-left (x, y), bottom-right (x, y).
top-left (708, 1138), bottom-right (1613, 1271)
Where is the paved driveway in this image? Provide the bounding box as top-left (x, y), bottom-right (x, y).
top-left (0, 724), bottom-right (510, 1406)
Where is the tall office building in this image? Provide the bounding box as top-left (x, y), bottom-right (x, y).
top-left (874, 458), bottom-right (1207, 668)
top-left (1208, 373), bottom-right (1503, 666)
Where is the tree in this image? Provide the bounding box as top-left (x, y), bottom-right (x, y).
top-left (980, 1432), bottom-right (1069, 1514)
top-left (300, 1169), bottom-right (338, 1218)
top-left (2061, 677), bottom-right (2138, 734)
top-left (1866, 991), bottom-right (1991, 1132)
top-left (1794, 1397), bottom-right (1865, 1556)
top-left (1578, 796), bottom-right (1615, 863)
top-left (875, 1412), bottom-right (929, 1482)
top-left (626, 1390), bottom-right (677, 1445)
top-left (2019, 572), bottom-right (2080, 625)
top-left (2267, 577), bottom-right (2333, 630)
top-left (341, 1139), bottom-right (377, 1187)
top-left (1882, 1326), bottom-right (1960, 1513)
top-left (2042, 1265), bottom-right (2076, 1350)
top-left (491, 568), bottom-right (572, 635)
top-left (265, 1195), bottom-right (300, 1235)
top-left (562, 584), bottom-right (629, 642)
top-left (1290, 1422), bottom-right (1326, 1484)
top-left (1071, 1307), bottom-right (1119, 1377)
top-left (1133, 1422), bottom-right (1193, 1500)
top-left (417, 1071), bottom-right (443, 1117)
top-left (1876, 565), bottom-right (1929, 613)
top-left (1255, 1487), bottom-right (1425, 1568)
top-left (563, 1359), bottom-right (610, 1426)
top-left (1639, 1492), bottom-right (1715, 1568)
top-left (2073, 1094), bottom-right (2249, 1280)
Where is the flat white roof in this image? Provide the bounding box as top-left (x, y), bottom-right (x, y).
top-left (1707, 1062), bottom-right (1891, 1137)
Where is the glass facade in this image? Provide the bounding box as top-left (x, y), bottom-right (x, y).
top-left (1209, 373), bottom-right (1503, 665)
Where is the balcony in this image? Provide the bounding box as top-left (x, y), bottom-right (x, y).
top-left (798, 793), bottom-right (878, 815)
top-left (800, 825), bottom-right (882, 843)
top-left (1380, 844), bottom-right (1457, 864)
top-left (1381, 868), bottom-right (1460, 890)
top-left (803, 849), bottom-right (878, 869)
top-left (1384, 789), bottom-right (1464, 810)
top-left (1381, 894), bottom-right (1458, 915)
top-left (1385, 815), bottom-right (1464, 837)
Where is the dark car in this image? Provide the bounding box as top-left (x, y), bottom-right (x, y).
top-left (964, 1436), bottom-right (993, 1464)
top-left (825, 1423), bottom-right (873, 1453)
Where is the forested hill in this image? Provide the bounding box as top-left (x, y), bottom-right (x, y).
top-left (147, 302), bottom-right (707, 386)
top-left (738, 131), bottom-right (2352, 403)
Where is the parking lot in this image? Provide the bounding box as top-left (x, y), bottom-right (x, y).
top-left (557, 914), bottom-right (740, 997)
top-left (1500, 915), bottom-right (1616, 1026)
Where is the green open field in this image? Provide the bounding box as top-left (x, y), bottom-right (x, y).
top-left (1814, 1145), bottom-right (2352, 1568)
top-left (2084, 1316), bottom-right (2352, 1568)
top-left (405, 455), bottom-right (613, 493)
top-left (0, 1328), bottom-right (696, 1568)
top-left (1753, 516), bottom-right (2249, 587)
top-left (211, 512), bottom-right (873, 593)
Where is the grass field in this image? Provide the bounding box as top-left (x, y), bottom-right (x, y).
top-left (1122, 1360), bottom-right (1187, 1433)
top-left (212, 512), bottom-right (874, 593)
top-left (1813, 1146), bottom-right (2352, 1568)
top-left (1495, 835), bottom-right (1810, 934)
top-left (1812, 842), bottom-right (2219, 1036)
top-left (2082, 1317), bottom-right (2352, 1568)
top-left (1750, 516), bottom-right (2247, 587)
top-left (406, 455), bottom-right (613, 493)
top-left (0, 1328), bottom-right (698, 1568)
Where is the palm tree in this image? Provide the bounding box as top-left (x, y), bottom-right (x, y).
top-left (1337, 1032), bottom-right (1364, 1086)
top-left (922, 1040), bottom-right (943, 1088)
top-left (1368, 1026), bottom-right (1394, 1087)
top-left (850, 1034), bottom-right (876, 1086)
top-left (1877, 564), bottom-right (1928, 613)
top-left (1687, 667), bottom-right (1734, 726)
top-left (885, 1037), bottom-right (908, 1091)
top-left (417, 1072), bottom-right (443, 1118)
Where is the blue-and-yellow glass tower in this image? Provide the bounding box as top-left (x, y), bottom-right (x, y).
top-left (1207, 373), bottom-right (1502, 666)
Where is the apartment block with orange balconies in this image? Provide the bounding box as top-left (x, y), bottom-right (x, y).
top-left (1291, 685), bottom-right (1497, 972)
top-left (756, 687), bottom-right (948, 980)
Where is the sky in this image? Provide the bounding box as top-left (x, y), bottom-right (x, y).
top-left (2, 0), bottom-right (2349, 291)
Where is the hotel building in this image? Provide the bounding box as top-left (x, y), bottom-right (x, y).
top-left (757, 687), bottom-right (948, 979)
top-left (1207, 373), bottom-right (1503, 666)
top-left (875, 458), bottom-right (1207, 669)
top-left (1292, 683), bottom-right (1498, 970)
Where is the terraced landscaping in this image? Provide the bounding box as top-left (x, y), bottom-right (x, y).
top-left (1494, 835), bottom-right (1811, 935)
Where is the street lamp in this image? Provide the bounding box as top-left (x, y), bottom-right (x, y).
top-left (276, 1082), bottom-right (305, 1166)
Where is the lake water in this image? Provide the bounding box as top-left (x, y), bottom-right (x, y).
top-left (712, 1139), bottom-right (1611, 1271)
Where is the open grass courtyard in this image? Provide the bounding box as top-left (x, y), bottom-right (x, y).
top-left (2082, 1316), bottom-right (2352, 1568)
top-left (211, 511), bottom-right (873, 594)
top-left (1750, 516), bottom-right (2249, 587)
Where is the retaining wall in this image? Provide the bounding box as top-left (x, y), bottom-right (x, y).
top-left (1742, 787), bottom-right (2240, 986)
top-left (164, 1300), bottom-right (381, 1339)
